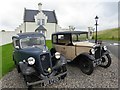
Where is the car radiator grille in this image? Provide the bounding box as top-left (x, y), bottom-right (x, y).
top-left (40, 53), bottom-right (51, 70)
top-left (95, 46), bottom-right (101, 59)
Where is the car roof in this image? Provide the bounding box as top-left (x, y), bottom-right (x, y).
top-left (12, 32), bottom-right (45, 39)
top-left (52, 31), bottom-right (88, 35)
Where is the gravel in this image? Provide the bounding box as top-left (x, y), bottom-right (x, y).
top-left (1, 54), bottom-right (118, 89)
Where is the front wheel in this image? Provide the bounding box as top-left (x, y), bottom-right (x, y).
top-left (79, 57), bottom-right (94, 75)
top-left (61, 66), bottom-right (67, 79)
top-left (14, 61), bottom-right (21, 73)
top-left (99, 54), bottom-right (111, 68)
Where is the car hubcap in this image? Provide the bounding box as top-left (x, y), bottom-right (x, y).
top-left (101, 56), bottom-right (108, 66)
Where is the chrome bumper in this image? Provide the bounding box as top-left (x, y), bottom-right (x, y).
top-left (27, 71), bottom-right (67, 86)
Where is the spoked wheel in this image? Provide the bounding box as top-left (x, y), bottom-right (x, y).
top-left (99, 54), bottom-right (111, 68)
top-left (79, 57), bottom-right (94, 75)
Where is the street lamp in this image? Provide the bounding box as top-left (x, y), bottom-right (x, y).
top-left (95, 16), bottom-right (99, 43)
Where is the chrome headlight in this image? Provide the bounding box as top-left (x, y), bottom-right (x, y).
top-left (27, 57), bottom-right (35, 65)
top-left (91, 48), bottom-right (95, 54)
top-left (103, 46), bottom-right (107, 51)
top-left (55, 52), bottom-right (60, 59)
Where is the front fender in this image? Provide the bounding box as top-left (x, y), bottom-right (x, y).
top-left (74, 52), bottom-right (95, 61)
top-left (19, 62), bottom-right (35, 75)
top-left (52, 55), bottom-right (67, 70)
top-left (102, 50), bottom-right (110, 56)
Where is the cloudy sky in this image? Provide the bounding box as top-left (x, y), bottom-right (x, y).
top-left (0, 0), bottom-right (119, 31)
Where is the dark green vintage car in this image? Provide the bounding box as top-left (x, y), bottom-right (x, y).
top-left (12, 32), bottom-right (67, 88)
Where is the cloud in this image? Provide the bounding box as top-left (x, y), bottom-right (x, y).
top-left (0, 0), bottom-right (118, 31)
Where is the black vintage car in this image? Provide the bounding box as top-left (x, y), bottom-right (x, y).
top-left (12, 32), bottom-right (67, 88)
top-left (51, 31), bottom-right (112, 75)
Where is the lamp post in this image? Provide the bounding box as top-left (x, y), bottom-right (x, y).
top-left (95, 16), bottom-right (99, 43)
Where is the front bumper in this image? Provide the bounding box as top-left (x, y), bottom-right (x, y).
top-left (26, 71), bottom-right (67, 86)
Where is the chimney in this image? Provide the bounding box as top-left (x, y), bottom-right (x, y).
top-left (38, 3), bottom-right (42, 12)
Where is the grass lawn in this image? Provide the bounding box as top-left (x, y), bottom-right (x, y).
top-left (0, 43), bottom-right (14, 79)
top-left (0, 40), bottom-right (52, 79)
top-left (94, 28), bottom-right (119, 41)
top-left (46, 40), bottom-right (52, 50)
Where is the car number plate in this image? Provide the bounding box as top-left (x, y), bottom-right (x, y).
top-left (44, 77), bottom-right (59, 86)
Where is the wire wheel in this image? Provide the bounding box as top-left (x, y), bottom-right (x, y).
top-left (79, 57), bottom-right (94, 75)
top-left (99, 54), bottom-right (111, 68)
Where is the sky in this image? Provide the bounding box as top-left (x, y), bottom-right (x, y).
top-left (0, 0), bottom-right (119, 31)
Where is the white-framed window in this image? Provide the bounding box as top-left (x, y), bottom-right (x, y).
top-left (37, 19), bottom-right (45, 25)
top-left (37, 19), bottom-right (41, 25)
top-left (42, 19), bottom-right (45, 25)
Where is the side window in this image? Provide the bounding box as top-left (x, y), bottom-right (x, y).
top-left (58, 34), bottom-right (71, 45)
top-left (53, 35), bottom-right (57, 44)
top-left (78, 34), bottom-right (88, 41)
top-left (72, 34), bottom-right (77, 42)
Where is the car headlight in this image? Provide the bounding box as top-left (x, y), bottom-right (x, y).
top-left (55, 52), bottom-right (60, 59)
top-left (103, 46), bottom-right (107, 51)
top-left (27, 57), bottom-right (35, 65)
top-left (91, 48), bottom-right (95, 54)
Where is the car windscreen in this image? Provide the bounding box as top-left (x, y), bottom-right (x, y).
top-left (20, 36), bottom-right (45, 49)
top-left (72, 33), bottom-right (88, 42)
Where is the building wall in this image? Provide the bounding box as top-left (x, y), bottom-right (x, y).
top-left (0, 31), bottom-right (17, 46)
top-left (19, 22), bottom-right (57, 40)
top-left (25, 22), bottom-right (37, 32)
top-left (45, 23), bottom-right (56, 39)
top-left (15, 23), bottom-right (24, 33)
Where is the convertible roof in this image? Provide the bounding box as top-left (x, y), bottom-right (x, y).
top-left (52, 31), bottom-right (88, 35)
top-left (12, 32), bottom-right (45, 39)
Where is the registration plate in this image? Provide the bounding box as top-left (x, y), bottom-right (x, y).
top-left (44, 77), bottom-right (60, 86)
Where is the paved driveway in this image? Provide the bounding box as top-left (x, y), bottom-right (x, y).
top-left (1, 54), bottom-right (118, 89)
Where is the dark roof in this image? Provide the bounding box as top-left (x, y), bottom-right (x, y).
top-left (13, 32), bottom-right (45, 39)
top-left (52, 31), bottom-right (88, 35)
top-left (35, 25), bottom-right (47, 31)
top-left (24, 9), bottom-right (58, 24)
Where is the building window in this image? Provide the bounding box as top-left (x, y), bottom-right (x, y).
top-left (37, 19), bottom-right (41, 25)
top-left (42, 19), bottom-right (45, 25)
top-left (37, 19), bottom-right (45, 25)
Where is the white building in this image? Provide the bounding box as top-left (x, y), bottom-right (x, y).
top-left (16, 3), bottom-right (60, 39)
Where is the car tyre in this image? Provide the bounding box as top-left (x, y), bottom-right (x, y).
top-left (28, 85), bottom-right (32, 90)
top-left (79, 56), bottom-right (94, 75)
top-left (99, 54), bottom-right (111, 68)
top-left (61, 66), bottom-right (67, 79)
top-left (50, 48), bottom-right (56, 56)
top-left (14, 61), bottom-right (21, 73)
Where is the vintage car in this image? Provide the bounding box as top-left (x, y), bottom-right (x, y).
top-left (12, 32), bottom-right (67, 88)
top-left (51, 31), bottom-right (111, 75)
